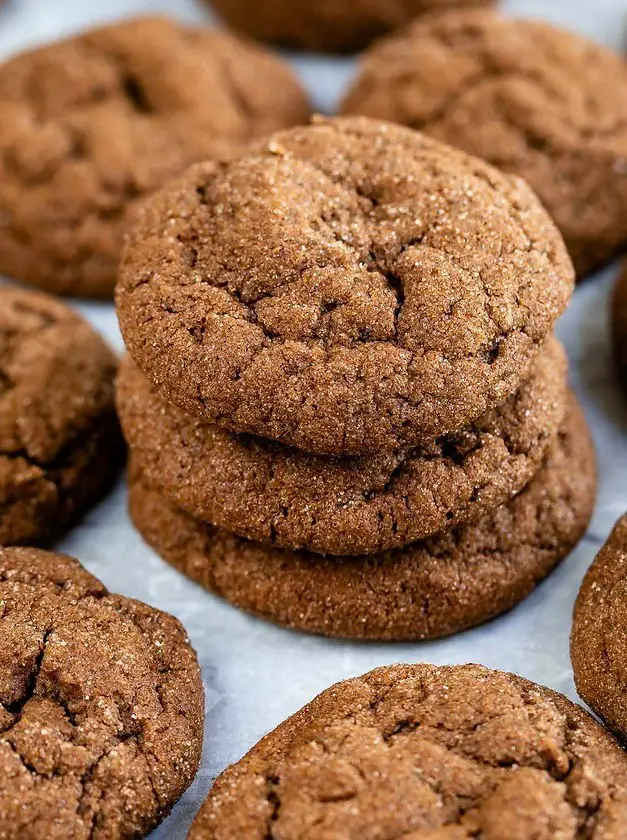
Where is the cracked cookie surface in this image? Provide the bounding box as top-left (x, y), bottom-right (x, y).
top-left (118, 336), bottom-right (567, 556)
top-left (342, 10), bottom-right (627, 278)
top-left (0, 16), bottom-right (310, 298)
top-left (0, 287), bottom-right (123, 546)
top-left (188, 662), bottom-right (627, 839)
top-left (130, 395), bottom-right (595, 640)
top-left (116, 116), bottom-right (573, 455)
top-left (208, 0), bottom-right (494, 53)
top-left (572, 515), bottom-right (627, 743)
top-left (611, 264), bottom-right (627, 394)
top-left (0, 546), bottom-right (204, 840)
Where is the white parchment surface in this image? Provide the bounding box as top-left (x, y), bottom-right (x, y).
top-left (1, 1), bottom-right (627, 836)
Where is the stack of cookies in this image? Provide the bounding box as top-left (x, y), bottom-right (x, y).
top-left (116, 116), bottom-right (595, 641)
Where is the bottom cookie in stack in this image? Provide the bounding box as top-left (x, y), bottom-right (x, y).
top-left (129, 395), bottom-right (595, 641)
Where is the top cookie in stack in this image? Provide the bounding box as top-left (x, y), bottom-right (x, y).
top-left (117, 116), bottom-right (571, 456)
top-left (117, 116), bottom-right (590, 640)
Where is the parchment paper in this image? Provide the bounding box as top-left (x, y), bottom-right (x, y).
top-left (1, 1), bottom-right (626, 835)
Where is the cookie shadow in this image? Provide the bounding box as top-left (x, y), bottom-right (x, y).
top-left (569, 274), bottom-right (627, 434)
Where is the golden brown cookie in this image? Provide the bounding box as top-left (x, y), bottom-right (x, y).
top-left (130, 396), bottom-right (595, 640)
top-left (116, 116), bottom-right (573, 456)
top-left (188, 663), bottom-right (627, 839)
top-left (611, 264), bottom-right (627, 391)
top-left (0, 546), bottom-right (204, 839)
top-left (0, 16), bottom-right (310, 298)
top-left (572, 515), bottom-right (627, 742)
top-left (0, 287), bottom-right (123, 545)
top-left (208, 0), bottom-right (494, 53)
top-left (118, 336), bottom-right (567, 556)
top-left (342, 10), bottom-right (627, 278)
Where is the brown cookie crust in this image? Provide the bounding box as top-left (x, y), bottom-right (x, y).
top-left (0, 287), bottom-right (123, 545)
top-left (208, 0), bottom-right (494, 53)
top-left (116, 116), bottom-right (573, 455)
top-left (611, 264), bottom-right (627, 391)
top-left (0, 546), bottom-right (204, 839)
top-left (189, 663), bottom-right (627, 839)
top-left (130, 396), bottom-right (596, 640)
top-left (342, 10), bottom-right (627, 279)
top-left (118, 336), bottom-right (567, 556)
top-left (0, 16), bottom-right (310, 298)
top-left (572, 515), bottom-right (627, 743)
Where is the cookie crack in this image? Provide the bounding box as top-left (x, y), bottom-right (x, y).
top-left (2, 628), bottom-right (51, 722)
top-left (263, 775), bottom-right (281, 840)
top-left (189, 146), bottom-right (538, 363)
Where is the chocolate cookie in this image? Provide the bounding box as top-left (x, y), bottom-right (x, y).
top-left (0, 16), bottom-right (310, 298)
top-left (0, 287), bottom-right (123, 546)
top-left (0, 546), bottom-right (204, 839)
top-left (571, 515), bottom-right (627, 742)
top-left (118, 336), bottom-right (567, 556)
top-left (116, 116), bottom-right (573, 456)
top-left (189, 663), bottom-right (627, 839)
top-left (130, 396), bottom-right (595, 640)
top-left (611, 263), bottom-right (627, 391)
top-left (208, 0), bottom-right (494, 53)
top-left (342, 11), bottom-right (627, 278)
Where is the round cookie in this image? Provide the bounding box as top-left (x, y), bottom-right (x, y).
top-left (611, 263), bottom-right (627, 391)
top-left (342, 11), bottom-right (627, 279)
top-left (116, 116), bottom-right (574, 456)
top-left (0, 546), bottom-right (204, 839)
top-left (130, 396), bottom-right (595, 640)
top-left (0, 287), bottom-right (123, 546)
top-left (208, 0), bottom-right (494, 53)
top-left (0, 16), bottom-right (310, 298)
top-left (572, 515), bottom-right (627, 742)
top-left (189, 663), bottom-right (627, 839)
top-left (118, 336), bottom-right (567, 556)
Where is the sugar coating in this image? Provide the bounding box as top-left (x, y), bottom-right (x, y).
top-left (343, 10), bottom-right (627, 277)
top-left (130, 397), bottom-right (596, 641)
top-left (572, 515), bottom-right (627, 743)
top-left (189, 663), bottom-right (627, 839)
top-left (0, 288), bottom-right (122, 546)
top-left (0, 16), bottom-right (310, 297)
top-left (0, 546), bottom-right (204, 839)
top-left (116, 116), bottom-right (573, 455)
top-left (118, 337), bottom-right (567, 556)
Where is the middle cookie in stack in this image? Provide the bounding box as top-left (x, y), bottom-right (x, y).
top-left (116, 116), bottom-right (592, 640)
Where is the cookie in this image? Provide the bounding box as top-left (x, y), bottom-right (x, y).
top-left (118, 336), bottom-right (567, 556)
top-left (116, 116), bottom-right (573, 456)
top-left (130, 395), bottom-right (595, 640)
top-left (571, 515), bottom-right (627, 742)
top-left (0, 16), bottom-right (310, 298)
top-left (611, 263), bottom-right (627, 391)
top-left (0, 546), bottom-right (204, 839)
top-left (208, 0), bottom-right (494, 53)
top-left (189, 663), bottom-right (627, 839)
top-left (342, 11), bottom-right (627, 279)
top-left (0, 287), bottom-right (123, 546)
